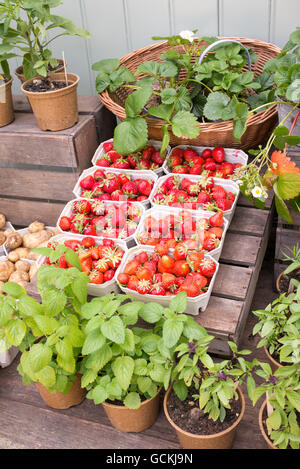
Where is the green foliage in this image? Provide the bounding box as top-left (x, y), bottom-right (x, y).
top-left (281, 243), bottom-right (300, 277)
top-left (0, 0), bottom-right (90, 80)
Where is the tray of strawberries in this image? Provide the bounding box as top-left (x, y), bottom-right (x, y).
top-left (57, 199), bottom-right (145, 248)
top-left (134, 207), bottom-right (228, 261)
top-left (73, 167), bottom-right (158, 209)
top-left (116, 245), bottom-right (219, 315)
top-left (150, 174), bottom-right (239, 221)
top-left (162, 145), bottom-right (248, 178)
top-left (37, 234), bottom-right (127, 297)
top-left (91, 139), bottom-right (171, 176)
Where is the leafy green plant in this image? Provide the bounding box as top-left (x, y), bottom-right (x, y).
top-left (0, 0), bottom-right (90, 81)
top-left (252, 286), bottom-right (300, 365)
top-left (80, 291), bottom-right (210, 409)
top-left (281, 243), bottom-right (300, 277)
top-left (250, 361), bottom-right (300, 449)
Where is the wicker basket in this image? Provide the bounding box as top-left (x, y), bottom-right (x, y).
top-left (99, 37), bottom-right (281, 150)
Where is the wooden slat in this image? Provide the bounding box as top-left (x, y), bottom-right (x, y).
top-left (237, 192), bottom-right (273, 209)
top-left (0, 198), bottom-right (65, 226)
top-left (229, 206), bottom-right (269, 237)
top-left (275, 226), bottom-right (300, 261)
top-left (220, 233), bottom-right (261, 266)
top-left (212, 264), bottom-right (252, 300)
top-left (195, 296), bottom-right (243, 335)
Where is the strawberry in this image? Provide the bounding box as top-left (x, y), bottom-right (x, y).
top-left (94, 169), bottom-right (106, 180)
top-left (59, 216), bottom-right (71, 231)
top-left (111, 158), bottom-right (130, 169)
top-left (122, 180), bottom-right (138, 199)
top-left (127, 154), bottom-right (138, 168)
top-left (216, 199), bottom-right (233, 211)
top-left (102, 176), bottom-right (120, 194)
top-left (151, 150), bottom-right (165, 166)
top-left (96, 156), bottom-right (111, 167)
top-left (136, 179), bottom-right (152, 196)
top-left (137, 279), bottom-right (152, 294)
top-left (80, 175), bottom-right (94, 190)
top-left (103, 141), bottom-right (114, 153)
top-left (212, 185), bottom-right (227, 200)
top-left (209, 211), bottom-right (223, 227)
top-left (107, 150), bottom-right (121, 163)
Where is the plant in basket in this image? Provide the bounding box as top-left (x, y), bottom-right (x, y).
top-left (79, 291), bottom-right (211, 433)
top-left (0, 255), bottom-right (90, 409)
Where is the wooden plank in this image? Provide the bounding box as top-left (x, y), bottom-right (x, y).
top-left (220, 232), bottom-right (261, 266)
top-left (195, 296), bottom-right (243, 335)
top-left (237, 192), bottom-right (273, 210)
top-left (0, 198), bottom-right (65, 227)
top-left (0, 167), bottom-right (78, 201)
top-left (275, 226), bottom-right (300, 261)
top-left (212, 264), bottom-right (252, 300)
top-left (229, 206), bottom-right (269, 237)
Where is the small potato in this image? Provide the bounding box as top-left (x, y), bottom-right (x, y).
top-left (29, 264), bottom-right (38, 281)
top-left (0, 214), bottom-right (6, 229)
top-left (13, 247), bottom-right (30, 259)
top-left (15, 260), bottom-right (30, 272)
top-left (9, 270), bottom-right (29, 283)
top-left (26, 252), bottom-right (39, 261)
top-left (7, 251), bottom-right (20, 263)
top-left (23, 230), bottom-right (51, 249)
top-left (4, 229), bottom-right (14, 237)
top-left (0, 260), bottom-right (15, 282)
top-left (5, 232), bottom-right (23, 250)
top-left (0, 232), bottom-right (5, 246)
top-left (13, 280), bottom-right (28, 290)
top-left (28, 221), bottom-right (45, 233)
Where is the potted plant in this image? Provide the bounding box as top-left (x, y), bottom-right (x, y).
top-left (252, 285), bottom-right (300, 372)
top-left (80, 291), bottom-right (209, 433)
top-left (163, 339), bottom-right (256, 449)
top-left (0, 58), bottom-right (14, 127)
top-left (250, 361), bottom-right (300, 449)
top-left (0, 0), bottom-right (90, 83)
top-left (276, 244), bottom-right (300, 293)
top-left (0, 246), bottom-right (90, 409)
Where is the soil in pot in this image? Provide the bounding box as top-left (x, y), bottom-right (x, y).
top-left (167, 387), bottom-right (242, 436)
top-left (15, 59), bottom-right (65, 83)
top-left (24, 78), bottom-right (69, 93)
top-left (278, 269), bottom-right (300, 293)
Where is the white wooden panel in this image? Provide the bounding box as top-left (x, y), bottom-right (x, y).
top-left (270, 0), bottom-right (300, 47)
top-left (220, 0), bottom-right (270, 41)
top-left (172, 0), bottom-right (219, 37)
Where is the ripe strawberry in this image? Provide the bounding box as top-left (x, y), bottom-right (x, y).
top-left (127, 154), bottom-right (138, 168)
top-left (209, 211), bottom-right (223, 227)
top-left (122, 180), bottom-right (138, 199)
top-left (201, 148), bottom-right (212, 159)
top-left (183, 148), bottom-right (198, 162)
top-left (168, 155), bottom-right (183, 167)
top-left (111, 158), bottom-right (130, 169)
top-left (94, 169), bottom-right (106, 180)
top-left (107, 150), bottom-right (121, 163)
top-left (197, 192), bottom-right (211, 204)
top-left (189, 164), bottom-right (203, 175)
top-left (216, 199), bottom-right (233, 211)
top-left (103, 141), bottom-right (114, 153)
top-left (137, 279), bottom-right (152, 294)
top-left (150, 284), bottom-right (166, 295)
top-left (96, 156), bottom-right (111, 167)
top-left (136, 179), bottom-right (152, 196)
top-left (162, 273), bottom-right (176, 290)
top-left (59, 216), bottom-right (71, 231)
top-left (102, 177), bottom-right (120, 194)
top-left (221, 162), bottom-right (234, 176)
top-left (199, 259), bottom-right (216, 277)
top-left (80, 175), bottom-right (94, 190)
top-left (212, 147), bottom-right (225, 163)
top-left (212, 185), bottom-right (227, 200)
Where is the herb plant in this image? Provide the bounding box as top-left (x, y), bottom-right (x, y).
top-left (281, 243), bottom-right (300, 278)
top-left (0, 0), bottom-right (90, 81)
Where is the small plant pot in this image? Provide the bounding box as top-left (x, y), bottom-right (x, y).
top-left (21, 73), bottom-right (79, 131)
top-left (15, 59), bottom-right (65, 84)
top-left (163, 386), bottom-right (245, 449)
top-left (263, 345), bottom-right (281, 373)
top-left (258, 399), bottom-right (278, 449)
top-left (102, 389), bottom-right (161, 433)
top-left (36, 373), bottom-right (86, 409)
top-left (0, 78), bottom-right (14, 127)
top-left (276, 269), bottom-right (298, 294)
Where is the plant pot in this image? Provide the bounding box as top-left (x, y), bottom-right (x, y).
top-left (15, 59), bottom-right (65, 84)
top-left (36, 373), bottom-right (86, 409)
top-left (276, 269), bottom-right (299, 294)
top-left (163, 386), bottom-right (245, 449)
top-left (263, 345), bottom-right (281, 373)
top-left (21, 73), bottom-right (79, 131)
top-left (0, 78), bottom-right (14, 127)
top-left (258, 399), bottom-right (278, 449)
top-left (102, 389), bottom-right (161, 433)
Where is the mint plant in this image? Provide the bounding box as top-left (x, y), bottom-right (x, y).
top-left (0, 0), bottom-right (90, 80)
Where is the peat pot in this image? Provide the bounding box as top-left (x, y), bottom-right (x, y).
top-left (163, 386), bottom-right (245, 449)
top-left (21, 73), bottom-right (79, 131)
top-left (0, 77), bottom-right (14, 127)
top-left (36, 373), bottom-right (86, 409)
top-left (15, 59), bottom-right (65, 84)
top-left (102, 389), bottom-right (161, 433)
top-left (258, 399), bottom-right (278, 449)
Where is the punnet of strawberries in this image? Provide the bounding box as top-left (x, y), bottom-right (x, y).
top-left (152, 175), bottom-right (236, 212)
top-left (44, 237), bottom-right (125, 285)
top-left (137, 209), bottom-right (224, 253)
top-left (95, 140), bottom-right (166, 170)
top-left (58, 200), bottom-right (143, 239)
top-left (167, 146), bottom-right (242, 177)
top-left (78, 168), bottom-right (155, 202)
top-left (117, 247), bottom-right (217, 298)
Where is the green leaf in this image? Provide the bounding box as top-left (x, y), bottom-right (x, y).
top-left (113, 117), bottom-right (148, 155)
top-left (163, 318), bottom-right (184, 348)
top-left (147, 103), bottom-right (174, 121)
top-left (40, 289), bottom-right (67, 316)
top-left (90, 384), bottom-right (108, 404)
top-left (286, 79), bottom-right (300, 103)
top-left (139, 302), bottom-right (163, 323)
top-left (1, 282), bottom-right (26, 298)
top-left (101, 316), bottom-right (125, 344)
top-left (273, 125), bottom-right (289, 136)
top-left (36, 365), bottom-right (56, 389)
top-left (95, 73), bottom-right (111, 93)
top-left (124, 392), bottom-right (141, 409)
top-left (82, 329), bottom-right (106, 355)
top-left (161, 124), bottom-right (170, 154)
top-left (34, 315), bottom-right (59, 335)
top-left (233, 102), bottom-right (249, 141)
top-left (203, 92), bottom-right (230, 121)
top-left (161, 88), bottom-right (177, 104)
top-left (27, 343), bottom-right (52, 373)
top-left (136, 61), bottom-right (160, 76)
top-left (286, 390), bottom-right (300, 412)
top-left (159, 61), bottom-right (178, 77)
top-left (125, 86), bottom-right (153, 118)
top-left (273, 185), bottom-right (293, 223)
top-left (112, 356), bottom-right (134, 390)
top-left (169, 291), bottom-right (187, 313)
top-left (85, 345), bottom-right (112, 372)
top-left (137, 376), bottom-right (152, 393)
top-left (109, 66), bottom-right (136, 92)
top-left (5, 318), bottom-right (26, 346)
top-left (276, 173), bottom-right (300, 201)
top-left (173, 380), bottom-right (188, 401)
top-left (134, 358), bottom-right (148, 376)
top-left (171, 111), bottom-right (200, 139)
top-left (65, 249), bottom-right (81, 271)
top-left (92, 58), bottom-right (120, 73)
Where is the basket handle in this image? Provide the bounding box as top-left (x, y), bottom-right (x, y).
top-left (197, 39), bottom-right (252, 71)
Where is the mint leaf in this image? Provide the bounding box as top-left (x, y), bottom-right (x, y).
top-left (112, 356), bottom-right (134, 390)
top-left (101, 316), bottom-right (125, 344)
top-left (124, 392), bottom-right (141, 409)
top-left (163, 318), bottom-right (184, 348)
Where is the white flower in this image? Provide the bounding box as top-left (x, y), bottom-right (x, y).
top-left (236, 179), bottom-right (243, 186)
top-left (179, 30), bottom-right (195, 42)
top-left (251, 186), bottom-right (263, 198)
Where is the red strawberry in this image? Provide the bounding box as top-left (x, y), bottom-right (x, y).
top-left (151, 150), bottom-right (165, 166)
top-left (209, 211), bottom-right (223, 227)
top-left (197, 192), bottom-right (211, 204)
top-left (96, 156), bottom-right (111, 167)
top-left (127, 154), bottom-right (138, 168)
top-left (80, 175), bottom-right (94, 190)
top-left (212, 185), bottom-right (227, 200)
top-left (221, 162), bottom-right (234, 176)
top-left (59, 216), bottom-right (71, 231)
top-left (102, 177), bottom-right (120, 194)
top-left (107, 150), bottom-right (121, 163)
top-left (103, 141), bottom-right (114, 152)
top-left (183, 148), bottom-right (198, 162)
top-left (216, 199), bottom-right (232, 211)
top-left (111, 158), bottom-right (130, 169)
top-left (136, 179), bottom-right (152, 196)
top-left (122, 180), bottom-right (138, 199)
top-left (94, 169), bottom-right (106, 180)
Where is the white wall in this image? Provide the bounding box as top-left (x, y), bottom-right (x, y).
top-left (11, 0), bottom-right (300, 95)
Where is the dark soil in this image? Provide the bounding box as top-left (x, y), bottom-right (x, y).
top-left (279, 269), bottom-right (300, 293)
top-left (167, 387), bottom-right (242, 436)
top-left (24, 79), bottom-right (69, 93)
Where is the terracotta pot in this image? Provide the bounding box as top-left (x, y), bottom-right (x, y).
top-left (163, 386), bottom-right (245, 449)
top-left (102, 389), bottom-right (161, 432)
top-left (258, 399), bottom-right (278, 449)
top-left (15, 59), bottom-right (65, 84)
top-left (276, 269), bottom-right (298, 294)
top-left (263, 345), bottom-right (281, 373)
top-left (0, 78), bottom-right (14, 127)
top-left (36, 373), bottom-right (86, 409)
top-left (21, 73), bottom-right (79, 131)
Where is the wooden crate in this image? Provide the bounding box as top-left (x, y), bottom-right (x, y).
top-left (27, 192), bottom-right (275, 358)
top-left (0, 95), bottom-right (116, 226)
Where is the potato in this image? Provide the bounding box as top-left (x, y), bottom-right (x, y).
top-left (23, 230), bottom-right (51, 249)
top-left (0, 214), bottom-right (6, 229)
top-left (13, 247), bottom-right (30, 259)
top-left (0, 260), bottom-right (15, 282)
top-left (15, 260), bottom-right (30, 272)
top-left (9, 270), bottom-right (29, 283)
top-left (26, 251), bottom-right (39, 261)
top-left (29, 264), bottom-right (38, 281)
top-left (28, 221), bottom-right (45, 233)
top-left (4, 229), bottom-right (14, 237)
top-left (13, 280), bottom-right (28, 290)
top-left (7, 251), bottom-right (20, 263)
top-left (0, 232), bottom-right (5, 246)
top-left (5, 232), bottom-right (23, 250)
